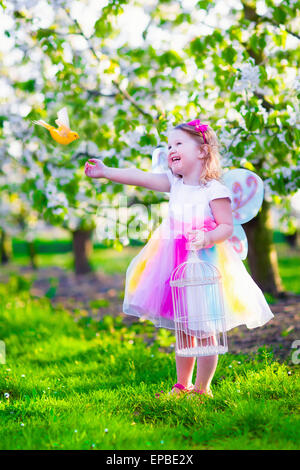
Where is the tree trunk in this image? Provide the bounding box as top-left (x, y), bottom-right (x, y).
top-left (243, 199), bottom-right (284, 297)
top-left (72, 229), bottom-right (93, 275)
top-left (27, 240), bottom-right (38, 269)
top-left (0, 229), bottom-right (11, 264)
top-left (285, 231), bottom-right (298, 248)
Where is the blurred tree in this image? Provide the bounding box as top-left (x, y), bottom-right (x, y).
top-left (0, 0), bottom-right (299, 291)
top-left (0, 188), bottom-right (41, 268)
top-left (0, 229), bottom-right (11, 264)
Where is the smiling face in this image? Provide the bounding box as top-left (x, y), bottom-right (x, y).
top-left (167, 129), bottom-right (205, 183)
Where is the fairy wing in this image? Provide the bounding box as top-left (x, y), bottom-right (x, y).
top-left (55, 107), bottom-right (70, 129)
top-left (223, 168), bottom-right (264, 225)
top-left (223, 169), bottom-right (264, 259)
top-left (152, 146), bottom-right (169, 173)
top-left (228, 225), bottom-right (248, 260)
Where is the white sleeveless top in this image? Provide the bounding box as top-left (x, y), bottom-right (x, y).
top-left (166, 169), bottom-right (232, 233)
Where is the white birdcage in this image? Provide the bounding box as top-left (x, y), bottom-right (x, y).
top-left (170, 249), bottom-right (228, 357)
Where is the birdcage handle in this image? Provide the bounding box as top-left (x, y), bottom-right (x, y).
top-left (185, 237), bottom-right (199, 260)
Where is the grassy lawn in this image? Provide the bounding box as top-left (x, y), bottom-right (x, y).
top-left (275, 243), bottom-right (300, 295)
top-left (0, 278), bottom-right (299, 450)
top-left (8, 245), bottom-right (139, 276)
top-left (1, 238), bottom-right (299, 450)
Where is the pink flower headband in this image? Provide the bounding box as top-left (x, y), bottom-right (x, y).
top-left (186, 119), bottom-right (208, 143)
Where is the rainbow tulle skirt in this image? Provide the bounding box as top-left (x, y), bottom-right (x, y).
top-left (123, 218), bottom-right (274, 332)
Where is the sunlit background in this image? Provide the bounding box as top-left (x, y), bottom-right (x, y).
top-left (0, 0), bottom-right (299, 235)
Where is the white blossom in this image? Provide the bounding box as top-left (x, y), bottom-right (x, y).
top-left (256, 100), bottom-right (269, 124)
top-left (233, 59), bottom-right (260, 93)
top-left (35, 177), bottom-right (45, 190)
top-left (11, 0), bottom-right (40, 10)
top-left (52, 207), bottom-right (63, 215)
top-left (290, 73), bottom-right (300, 93)
top-left (66, 211), bottom-right (81, 230)
top-left (281, 167), bottom-right (292, 178)
top-left (47, 164), bottom-right (74, 184)
top-left (288, 0), bottom-right (299, 7)
top-left (244, 141), bottom-right (257, 157)
top-left (286, 105), bottom-right (299, 126)
top-left (218, 127), bottom-right (235, 149)
top-left (277, 132), bottom-right (288, 145)
top-left (45, 180), bottom-right (69, 209)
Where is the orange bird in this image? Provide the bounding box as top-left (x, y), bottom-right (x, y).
top-left (32, 107), bottom-right (79, 145)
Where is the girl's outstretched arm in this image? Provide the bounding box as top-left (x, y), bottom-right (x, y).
top-left (85, 158), bottom-right (170, 193)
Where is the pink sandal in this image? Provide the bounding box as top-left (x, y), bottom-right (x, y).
top-left (168, 383), bottom-right (193, 396)
top-left (155, 383), bottom-right (194, 398)
top-left (187, 388), bottom-right (213, 400)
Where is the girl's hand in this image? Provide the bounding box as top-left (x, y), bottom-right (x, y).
top-left (84, 158), bottom-right (107, 179)
top-left (187, 230), bottom-right (213, 250)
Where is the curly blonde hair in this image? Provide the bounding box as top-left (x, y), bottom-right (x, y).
top-left (172, 122), bottom-right (222, 184)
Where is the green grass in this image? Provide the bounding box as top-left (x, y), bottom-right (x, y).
top-left (275, 243), bottom-right (300, 295)
top-left (8, 246), bottom-right (139, 276)
top-left (0, 278), bottom-right (299, 450)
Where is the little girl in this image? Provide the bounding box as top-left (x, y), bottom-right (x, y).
top-left (85, 119), bottom-right (274, 397)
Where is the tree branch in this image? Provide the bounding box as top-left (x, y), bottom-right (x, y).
top-left (253, 92), bottom-right (274, 111)
top-left (86, 89), bottom-right (117, 98)
top-left (110, 79), bottom-right (154, 119)
top-left (242, 1), bottom-right (300, 40)
top-left (64, 9), bottom-right (155, 121)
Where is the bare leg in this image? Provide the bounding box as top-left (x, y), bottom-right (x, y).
top-left (194, 354), bottom-right (218, 394)
top-left (175, 355), bottom-right (195, 389)
top-left (171, 332), bottom-right (196, 395)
